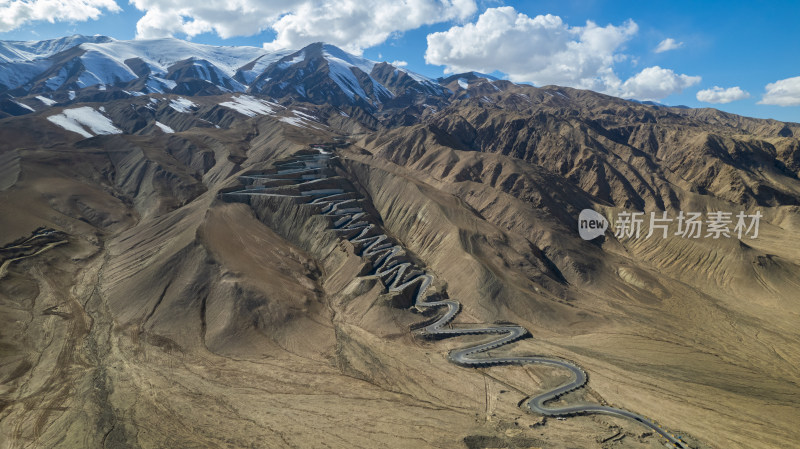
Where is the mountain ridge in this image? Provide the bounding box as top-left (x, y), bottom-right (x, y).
top-left (0, 36), bottom-right (449, 114)
top-left (3, 35), bottom-right (797, 132)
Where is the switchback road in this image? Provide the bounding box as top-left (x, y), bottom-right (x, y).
top-left (224, 151), bottom-right (691, 449)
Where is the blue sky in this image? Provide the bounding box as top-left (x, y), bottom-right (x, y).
top-left (1, 0), bottom-right (798, 122)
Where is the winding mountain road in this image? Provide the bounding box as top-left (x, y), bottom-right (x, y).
top-left (225, 151), bottom-right (691, 449)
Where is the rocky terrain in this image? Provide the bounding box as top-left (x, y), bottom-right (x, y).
top-left (1, 36), bottom-right (799, 449)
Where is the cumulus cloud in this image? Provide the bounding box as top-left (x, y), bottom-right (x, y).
top-left (611, 66), bottom-right (700, 100)
top-left (131, 0), bottom-right (477, 55)
top-left (266, 0), bottom-right (476, 53)
top-left (425, 7), bottom-right (637, 90)
top-left (654, 38), bottom-right (683, 53)
top-left (758, 76), bottom-right (800, 106)
top-left (0, 0), bottom-right (120, 32)
top-left (425, 7), bottom-right (699, 100)
top-left (696, 86), bottom-right (750, 104)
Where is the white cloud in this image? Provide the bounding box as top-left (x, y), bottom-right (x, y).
top-left (0, 0), bottom-right (120, 32)
top-left (610, 66), bottom-right (700, 100)
top-left (131, 0), bottom-right (477, 55)
top-left (425, 7), bottom-right (637, 90)
top-left (391, 60), bottom-right (408, 67)
top-left (696, 86), bottom-right (750, 104)
top-left (654, 38), bottom-right (683, 53)
top-left (758, 76), bottom-right (800, 106)
top-left (425, 7), bottom-right (699, 100)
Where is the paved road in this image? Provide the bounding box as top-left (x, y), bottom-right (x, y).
top-left (223, 151), bottom-right (691, 449)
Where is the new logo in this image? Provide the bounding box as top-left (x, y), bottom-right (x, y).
top-left (578, 209), bottom-right (608, 240)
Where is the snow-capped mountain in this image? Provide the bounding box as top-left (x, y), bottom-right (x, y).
top-left (0, 36), bottom-right (280, 96)
top-left (248, 43), bottom-right (445, 109)
top-left (0, 36), bottom-right (454, 115)
top-left (0, 34), bottom-right (113, 64)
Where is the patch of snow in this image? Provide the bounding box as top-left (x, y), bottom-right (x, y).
top-left (123, 90), bottom-right (145, 97)
top-left (44, 68), bottom-right (69, 90)
top-left (145, 76), bottom-right (177, 93)
top-left (186, 59), bottom-right (246, 92)
top-left (169, 97), bottom-right (196, 113)
top-left (321, 46), bottom-right (384, 102)
top-left (312, 44), bottom-right (398, 102)
top-left (98, 84), bottom-right (106, 91)
top-left (76, 70), bottom-right (105, 88)
top-left (0, 59), bottom-right (51, 91)
top-left (193, 61), bottom-right (210, 80)
top-left (77, 49), bottom-right (138, 87)
top-left (13, 101), bottom-right (35, 112)
top-left (392, 65), bottom-right (444, 95)
top-left (236, 70), bottom-right (258, 85)
top-left (396, 66), bottom-right (437, 84)
top-left (219, 95), bottom-right (281, 117)
top-left (99, 106), bottom-right (105, 112)
top-left (35, 95), bottom-right (56, 106)
top-left (155, 121), bottom-right (175, 133)
top-left (326, 57), bottom-right (369, 101)
top-left (237, 50), bottom-right (291, 84)
top-left (278, 116), bottom-right (310, 128)
top-left (46, 106), bottom-right (122, 138)
top-left (65, 107), bottom-right (122, 134)
top-left (292, 110), bottom-right (318, 121)
top-left (322, 45), bottom-right (376, 74)
top-left (370, 76), bottom-right (394, 101)
top-left (339, 111), bottom-right (349, 117)
top-left (457, 78), bottom-right (469, 89)
top-left (278, 51), bottom-right (305, 69)
top-left (47, 115), bottom-right (93, 138)
top-left (279, 110), bottom-right (327, 130)
top-left (68, 90), bottom-right (76, 100)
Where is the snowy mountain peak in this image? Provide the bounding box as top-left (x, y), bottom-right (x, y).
top-left (0, 34), bottom-right (113, 64)
top-left (245, 41), bottom-right (446, 109)
top-left (0, 36), bottom-right (450, 116)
